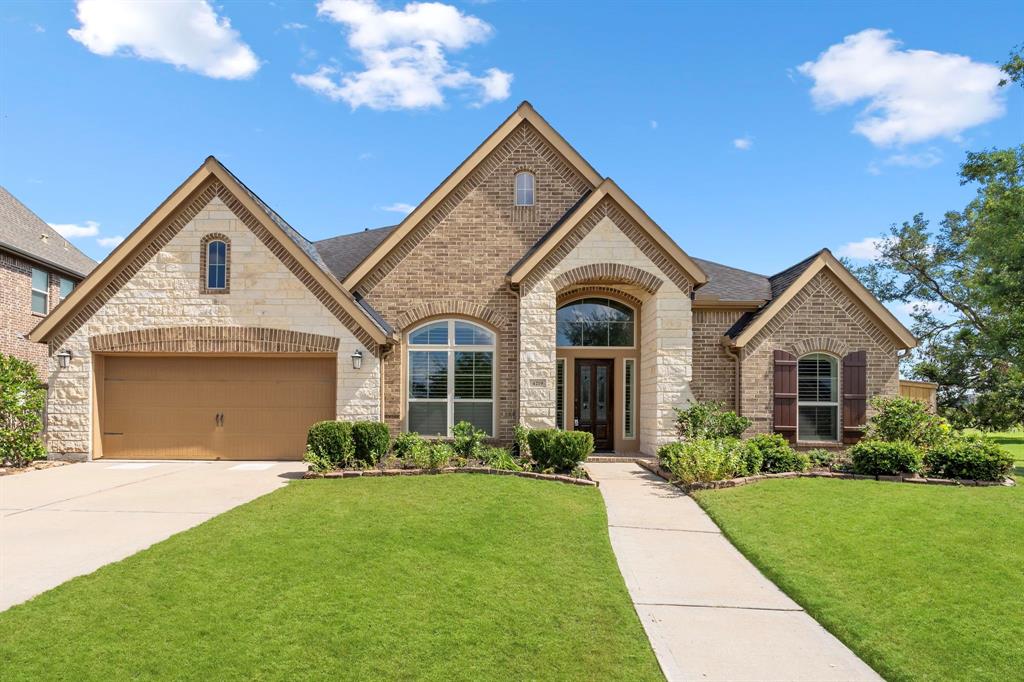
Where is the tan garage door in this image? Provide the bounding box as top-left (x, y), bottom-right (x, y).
top-left (101, 356), bottom-right (335, 460)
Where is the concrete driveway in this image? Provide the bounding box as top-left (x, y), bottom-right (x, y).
top-left (0, 460), bottom-right (306, 612)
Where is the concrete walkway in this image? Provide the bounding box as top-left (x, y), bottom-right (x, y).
top-left (585, 462), bottom-right (880, 682)
top-left (0, 460), bottom-right (305, 612)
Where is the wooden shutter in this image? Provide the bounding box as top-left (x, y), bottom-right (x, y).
top-left (842, 350), bottom-right (867, 444)
top-left (773, 350), bottom-right (797, 443)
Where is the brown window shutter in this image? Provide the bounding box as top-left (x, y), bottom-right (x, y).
top-left (773, 350), bottom-right (797, 443)
top-left (842, 350), bottom-right (867, 444)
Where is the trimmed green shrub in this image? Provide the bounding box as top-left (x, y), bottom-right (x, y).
top-left (351, 421), bottom-right (390, 466)
top-left (527, 429), bottom-right (594, 472)
top-left (737, 442), bottom-right (763, 477)
top-left (428, 442), bottom-right (454, 469)
top-left (0, 353), bottom-right (46, 467)
top-left (746, 434), bottom-right (808, 473)
top-left (850, 439), bottom-right (922, 475)
top-left (513, 422), bottom-right (530, 459)
top-left (865, 396), bottom-right (950, 450)
top-left (479, 446), bottom-right (522, 471)
top-left (923, 434), bottom-right (1013, 481)
top-left (304, 420), bottom-right (354, 471)
top-left (658, 438), bottom-right (745, 484)
top-left (453, 421), bottom-right (486, 459)
top-left (393, 432), bottom-right (431, 468)
top-left (674, 401), bottom-right (751, 440)
top-left (807, 448), bottom-right (837, 469)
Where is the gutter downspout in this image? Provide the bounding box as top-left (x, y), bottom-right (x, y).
top-left (722, 337), bottom-right (741, 414)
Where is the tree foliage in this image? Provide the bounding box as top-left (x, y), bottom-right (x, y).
top-left (0, 354), bottom-right (47, 466)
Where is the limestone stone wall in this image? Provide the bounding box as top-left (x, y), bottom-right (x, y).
top-left (45, 195), bottom-right (379, 459)
top-left (520, 214), bottom-right (695, 456)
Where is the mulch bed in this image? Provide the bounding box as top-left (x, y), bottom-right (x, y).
top-left (0, 459), bottom-right (75, 477)
top-left (304, 465), bottom-right (598, 487)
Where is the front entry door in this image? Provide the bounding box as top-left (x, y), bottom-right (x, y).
top-left (575, 359), bottom-right (614, 451)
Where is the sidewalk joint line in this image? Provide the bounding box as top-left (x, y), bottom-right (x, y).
top-left (609, 524), bottom-right (720, 534)
top-left (634, 601), bottom-right (804, 613)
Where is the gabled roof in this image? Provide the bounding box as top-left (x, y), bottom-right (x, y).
top-left (342, 101), bottom-right (603, 290)
top-left (0, 186), bottom-right (96, 277)
top-left (507, 178), bottom-right (708, 288)
top-left (29, 157), bottom-right (394, 346)
top-left (315, 225), bottom-right (397, 281)
top-left (692, 258), bottom-right (771, 303)
top-left (725, 249), bottom-right (916, 350)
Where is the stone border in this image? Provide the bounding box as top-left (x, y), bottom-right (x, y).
top-left (303, 466), bottom-right (598, 487)
top-left (635, 459), bottom-right (1015, 491)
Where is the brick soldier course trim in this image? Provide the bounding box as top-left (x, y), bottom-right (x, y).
top-left (198, 233), bottom-right (231, 295)
top-left (551, 262), bottom-right (663, 296)
top-left (556, 286), bottom-right (644, 310)
top-left (394, 300), bottom-right (508, 332)
top-left (89, 326), bottom-right (340, 354)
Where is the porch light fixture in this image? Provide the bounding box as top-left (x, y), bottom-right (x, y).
top-left (351, 349), bottom-right (363, 370)
top-left (57, 349), bottom-right (73, 369)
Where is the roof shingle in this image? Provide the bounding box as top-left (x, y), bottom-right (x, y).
top-left (0, 186), bottom-right (97, 277)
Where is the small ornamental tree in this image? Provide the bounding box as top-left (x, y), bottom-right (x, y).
top-left (0, 354), bottom-right (47, 467)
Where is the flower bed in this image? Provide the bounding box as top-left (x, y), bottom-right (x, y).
top-left (304, 465), bottom-right (597, 486)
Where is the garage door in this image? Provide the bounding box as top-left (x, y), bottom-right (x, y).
top-left (101, 356), bottom-right (335, 460)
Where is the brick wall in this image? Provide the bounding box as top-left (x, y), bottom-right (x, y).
top-left (691, 308), bottom-right (745, 408)
top-left (1, 250), bottom-right (66, 378)
top-left (356, 121), bottom-right (592, 441)
top-left (738, 271), bottom-right (900, 437)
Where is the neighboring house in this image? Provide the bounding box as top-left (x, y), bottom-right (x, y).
top-left (1, 186), bottom-right (96, 378)
top-left (29, 102), bottom-right (915, 462)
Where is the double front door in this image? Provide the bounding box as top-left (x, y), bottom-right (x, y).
top-left (574, 359), bottom-right (613, 451)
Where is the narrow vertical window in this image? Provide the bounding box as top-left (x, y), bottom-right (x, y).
top-left (515, 171), bottom-right (535, 206)
top-left (623, 359), bottom-right (636, 439)
top-left (555, 358), bottom-right (566, 430)
top-left (31, 268), bottom-right (48, 314)
top-left (58, 277), bottom-right (75, 301)
top-left (206, 240), bottom-right (227, 290)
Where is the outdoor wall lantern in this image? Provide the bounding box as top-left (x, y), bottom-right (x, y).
top-left (351, 349), bottom-right (364, 370)
top-left (57, 349), bottom-right (73, 369)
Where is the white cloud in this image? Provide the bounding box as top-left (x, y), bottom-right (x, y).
top-left (836, 236), bottom-right (889, 260)
top-left (381, 202), bottom-right (415, 214)
top-left (293, 0), bottom-right (512, 110)
top-left (31, 23), bottom-right (45, 33)
top-left (283, 22), bottom-right (308, 30)
top-left (68, 0), bottom-right (260, 80)
top-left (867, 147), bottom-right (942, 175)
top-left (797, 29), bottom-right (1004, 146)
top-left (49, 220), bottom-right (100, 239)
top-left (650, 120), bottom-right (658, 130)
top-left (97, 235), bottom-right (125, 248)
top-left (733, 136), bottom-right (753, 150)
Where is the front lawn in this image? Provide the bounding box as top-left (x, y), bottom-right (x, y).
top-left (693, 477), bottom-right (1022, 682)
top-left (0, 476), bottom-right (661, 681)
top-left (989, 430), bottom-right (1024, 476)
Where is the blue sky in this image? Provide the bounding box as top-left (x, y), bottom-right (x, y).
top-left (2, 0), bottom-right (1021, 307)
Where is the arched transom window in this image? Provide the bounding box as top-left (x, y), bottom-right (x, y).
top-left (407, 320), bottom-right (495, 436)
top-left (515, 171), bottom-right (535, 206)
top-left (798, 353), bottom-right (838, 441)
top-left (557, 298), bottom-right (635, 347)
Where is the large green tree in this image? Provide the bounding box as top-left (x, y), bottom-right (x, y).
top-left (856, 49), bottom-right (1023, 429)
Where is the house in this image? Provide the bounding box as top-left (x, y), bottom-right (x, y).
top-left (1, 186), bottom-right (96, 378)
top-left (29, 102), bottom-right (915, 461)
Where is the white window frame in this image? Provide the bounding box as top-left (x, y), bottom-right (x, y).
top-left (58, 276), bottom-right (75, 301)
top-left (555, 358), bottom-right (566, 430)
top-left (515, 171), bottom-right (535, 207)
top-left (30, 268), bottom-right (48, 314)
top-left (406, 319), bottom-right (496, 437)
top-left (206, 240), bottom-right (227, 290)
top-left (797, 353), bottom-right (839, 442)
top-left (556, 296), bottom-right (637, 349)
top-left (623, 358), bottom-right (636, 440)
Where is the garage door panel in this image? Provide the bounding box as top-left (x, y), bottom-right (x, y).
top-left (101, 356), bottom-right (336, 460)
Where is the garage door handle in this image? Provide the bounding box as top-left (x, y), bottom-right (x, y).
top-left (215, 412), bottom-right (223, 427)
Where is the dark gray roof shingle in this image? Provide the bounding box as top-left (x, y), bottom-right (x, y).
top-left (314, 225), bottom-right (397, 282)
top-left (0, 186), bottom-right (97, 277)
top-left (691, 258), bottom-right (771, 302)
top-left (724, 250), bottom-right (827, 339)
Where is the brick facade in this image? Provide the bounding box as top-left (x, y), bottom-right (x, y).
top-left (0, 249), bottom-right (72, 378)
top-left (355, 121), bottom-right (593, 441)
top-left (691, 308), bottom-right (746, 407)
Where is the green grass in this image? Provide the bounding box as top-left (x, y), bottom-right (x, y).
top-left (693, 473), bottom-right (1022, 682)
top-left (0, 476), bottom-right (662, 681)
top-left (988, 430), bottom-right (1024, 476)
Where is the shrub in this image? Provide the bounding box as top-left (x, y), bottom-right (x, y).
top-left (513, 422), bottom-right (530, 459)
top-left (746, 434), bottom-right (808, 473)
top-left (305, 420), bottom-right (354, 470)
top-left (479, 446), bottom-right (522, 471)
top-left (674, 401), bottom-right (751, 440)
top-left (393, 432), bottom-right (431, 468)
top-left (850, 439), bottom-right (922, 475)
top-left (658, 438), bottom-right (744, 484)
top-left (923, 434), bottom-right (1013, 481)
top-left (453, 421), bottom-right (486, 459)
top-left (865, 396), bottom-right (950, 450)
top-left (351, 421), bottom-right (390, 466)
top-left (527, 429), bottom-right (594, 472)
top-left (737, 442), bottom-right (763, 477)
top-left (0, 354), bottom-right (46, 467)
top-left (807, 448), bottom-right (837, 469)
top-left (428, 442), bottom-right (455, 469)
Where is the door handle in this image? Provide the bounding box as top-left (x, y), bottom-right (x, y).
top-left (215, 412), bottom-right (223, 427)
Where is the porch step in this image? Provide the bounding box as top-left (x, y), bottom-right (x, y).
top-left (585, 454), bottom-right (656, 464)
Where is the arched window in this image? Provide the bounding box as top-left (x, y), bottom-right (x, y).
top-left (407, 319), bottom-right (495, 436)
top-left (202, 235), bottom-right (230, 293)
top-left (798, 353), bottom-right (838, 441)
top-left (557, 298), bottom-right (635, 347)
top-left (515, 171), bottom-right (535, 206)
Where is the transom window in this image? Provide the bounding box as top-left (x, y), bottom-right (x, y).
top-left (557, 298), bottom-right (635, 347)
top-left (206, 239), bottom-right (227, 290)
top-left (798, 353), bottom-right (838, 441)
top-left (407, 320), bottom-right (495, 437)
top-left (30, 268), bottom-right (48, 314)
top-left (515, 171), bottom-right (535, 206)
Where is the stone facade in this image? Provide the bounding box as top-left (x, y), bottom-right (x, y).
top-left (737, 271), bottom-right (900, 437)
top-left (0, 250), bottom-right (75, 378)
top-left (355, 122), bottom-right (592, 441)
top-left (691, 308), bottom-right (746, 407)
top-left (44, 194), bottom-right (379, 459)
